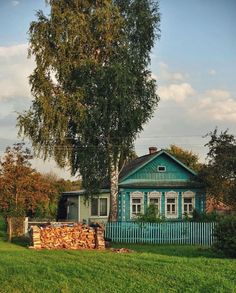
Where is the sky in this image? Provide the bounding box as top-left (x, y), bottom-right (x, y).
top-left (0, 0), bottom-right (235, 179)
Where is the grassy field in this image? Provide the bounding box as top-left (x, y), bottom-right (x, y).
top-left (0, 219), bottom-right (235, 293)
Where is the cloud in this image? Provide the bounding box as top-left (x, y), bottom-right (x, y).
top-left (0, 43), bottom-right (33, 101)
top-left (158, 62), bottom-right (186, 82)
top-left (208, 69), bottom-right (216, 75)
top-left (158, 83), bottom-right (195, 103)
top-left (0, 43), bottom-right (27, 58)
top-left (203, 89), bottom-right (230, 99)
top-left (11, 1), bottom-right (20, 6)
top-left (191, 89), bottom-right (236, 122)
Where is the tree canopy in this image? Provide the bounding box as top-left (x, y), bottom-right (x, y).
top-left (199, 129), bottom-right (236, 209)
top-left (0, 143), bottom-right (57, 240)
top-left (166, 145), bottom-right (201, 172)
top-left (18, 0), bottom-right (160, 220)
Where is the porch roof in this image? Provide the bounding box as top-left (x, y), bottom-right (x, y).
top-left (62, 189), bottom-right (110, 197)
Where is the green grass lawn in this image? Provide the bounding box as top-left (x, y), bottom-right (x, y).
top-left (0, 219), bottom-right (235, 293)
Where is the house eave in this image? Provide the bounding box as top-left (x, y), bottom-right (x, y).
top-left (118, 181), bottom-right (204, 189)
top-left (62, 189), bottom-right (110, 197)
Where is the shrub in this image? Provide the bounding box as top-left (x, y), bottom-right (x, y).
top-left (136, 204), bottom-right (164, 223)
top-left (213, 214), bottom-right (236, 258)
top-left (191, 209), bottom-right (220, 222)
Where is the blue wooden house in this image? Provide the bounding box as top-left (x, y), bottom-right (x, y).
top-left (64, 147), bottom-right (205, 223)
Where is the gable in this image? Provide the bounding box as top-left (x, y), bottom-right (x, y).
top-left (119, 152), bottom-right (196, 186)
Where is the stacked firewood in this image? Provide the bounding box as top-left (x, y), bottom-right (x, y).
top-left (30, 223), bottom-right (105, 250)
top-left (95, 226), bottom-right (106, 250)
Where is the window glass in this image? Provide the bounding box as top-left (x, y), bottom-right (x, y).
top-left (91, 198), bottom-right (98, 216)
top-left (150, 198), bottom-right (159, 205)
top-left (166, 196), bottom-right (177, 216)
top-left (167, 198), bottom-right (175, 203)
top-left (157, 166), bottom-right (166, 172)
top-left (100, 198), bottom-right (107, 216)
top-left (131, 197), bottom-right (142, 216)
top-left (183, 197), bottom-right (193, 215)
top-left (133, 198), bottom-right (141, 203)
top-left (184, 198), bottom-right (192, 203)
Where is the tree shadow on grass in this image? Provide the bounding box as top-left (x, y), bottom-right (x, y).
top-left (111, 243), bottom-right (226, 259)
top-left (11, 236), bottom-right (30, 248)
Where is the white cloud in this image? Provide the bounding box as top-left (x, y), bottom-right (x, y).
top-left (203, 89), bottom-right (230, 99)
top-left (0, 43), bottom-right (33, 101)
top-left (11, 1), bottom-right (20, 6)
top-left (158, 62), bottom-right (186, 82)
top-left (158, 83), bottom-right (195, 103)
top-left (209, 69), bottom-right (216, 75)
top-left (0, 43), bottom-right (27, 58)
top-left (190, 89), bottom-right (236, 122)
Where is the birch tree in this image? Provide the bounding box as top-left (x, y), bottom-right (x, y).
top-left (18, 0), bottom-right (160, 221)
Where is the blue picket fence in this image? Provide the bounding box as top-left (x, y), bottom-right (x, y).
top-left (105, 221), bottom-right (216, 246)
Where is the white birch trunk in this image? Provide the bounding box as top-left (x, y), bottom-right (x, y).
top-left (108, 156), bottom-right (119, 222)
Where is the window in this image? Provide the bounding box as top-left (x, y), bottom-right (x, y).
top-left (183, 197), bottom-right (193, 214)
top-left (148, 191), bottom-right (161, 215)
top-left (165, 191), bottom-right (178, 218)
top-left (166, 198), bottom-right (177, 215)
top-left (130, 191), bottom-right (144, 218)
top-left (182, 191), bottom-right (195, 217)
top-left (157, 166), bottom-right (166, 172)
top-left (132, 198), bottom-right (142, 216)
top-left (91, 198), bottom-right (108, 217)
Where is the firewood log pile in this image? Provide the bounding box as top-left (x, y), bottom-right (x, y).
top-left (29, 223), bottom-right (105, 250)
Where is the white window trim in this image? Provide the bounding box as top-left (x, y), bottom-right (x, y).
top-left (90, 196), bottom-right (109, 218)
top-left (147, 191), bottom-right (161, 215)
top-left (182, 191), bottom-right (195, 217)
top-left (165, 191), bottom-right (178, 219)
top-left (130, 191), bottom-right (144, 219)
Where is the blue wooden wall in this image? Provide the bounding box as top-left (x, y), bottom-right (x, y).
top-left (118, 189), bottom-right (205, 221)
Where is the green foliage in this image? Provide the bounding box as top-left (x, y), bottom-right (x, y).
top-left (213, 214), bottom-right (236, 258)
top-left (190, 209), bottom-right (220, 222)
top-left (166, 144), bottom-right (201, 172)
top-left (136, 204), bottom-right (164, 223)
top-left (198, 128), bottom-right (236, 209)
top-left (0, 143), bottom-right (55, 219)
top-left (17, 1), bottom-right (161, 219)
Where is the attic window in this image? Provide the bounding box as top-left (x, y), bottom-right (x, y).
top-left (157, 166), bottom-right (166, 172)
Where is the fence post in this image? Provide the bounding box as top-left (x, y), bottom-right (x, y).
top-left (23, 217), bottom-right (29, 235)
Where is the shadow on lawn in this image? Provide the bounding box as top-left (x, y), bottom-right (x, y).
top-left (11, 236), bottom-right (30, 248)
top-left (111, 243), bottom-right (224, 259)
top-left (0, 234), bottom-right (30, 248)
